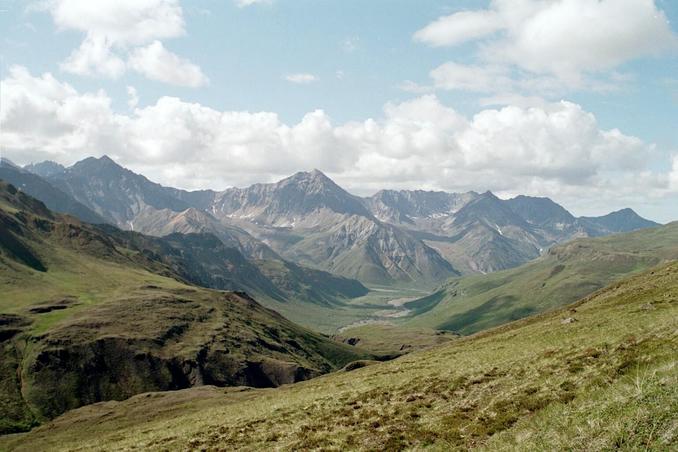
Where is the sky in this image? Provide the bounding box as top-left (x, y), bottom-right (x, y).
top-left (0, 0), bottom-right (677, 222)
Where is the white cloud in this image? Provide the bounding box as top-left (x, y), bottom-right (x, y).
top-left (671, 155), bottom-right (678, 191)
top-left (0, 66), bottom-right (120, 163)
top-left (127, 86), bottom-right (139, 109)
top-left (234, 0), bottom-right (272, 7)
top-left (428, 61), bottom-right (618, 99)
top-left (342, 36), bottom-right (359, 53)
top-left (399, 80), bottom-right (434, 94)
top-left (2, 66), bottom-right (675, 216)
top-left (40, 0), bottom-right (207, 87)
top-left (128, 41), bottom-right (208, 87)
top-left (61, 34), bottom-right (127, 78)
top-left (490, 0), bottom-right (675, 79)
top-left (284, 73), bottom-right (318, 84)
top-left (414, 9), bottom-right (503, 47)
top-left (430, 63), bottom-right (512, 92)
top-left (45, 0), bottom-right (185, 45)
top-left (415, 0), bottom-right (677, 94)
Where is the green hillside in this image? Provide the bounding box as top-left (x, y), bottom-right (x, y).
top-left (403, 223), bottom-right (678, 334)
top-left (0, 182), bottom-right (371, 433)
top-left (4, 260), bottom-right (676, 450)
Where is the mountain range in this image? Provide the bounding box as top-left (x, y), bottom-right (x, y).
top-left (0, 158), bottom-right (674, 446)
top-left (4, 156), bottom-right (657, 286)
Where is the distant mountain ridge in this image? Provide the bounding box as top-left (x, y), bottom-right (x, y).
top-left (0, 160), bottom-right (106, 224)
top-left (361, 188), bottom-right (659, 275)
top-left (22, 155), bottom-right (659, 284)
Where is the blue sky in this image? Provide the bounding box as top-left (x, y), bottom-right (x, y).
top-left (1, 0), bottom-right (677, 222)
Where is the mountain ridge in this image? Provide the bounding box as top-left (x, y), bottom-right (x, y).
top-left (23, 156), bottom-right (660, 285)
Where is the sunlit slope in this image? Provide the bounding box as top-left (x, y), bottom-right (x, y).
top-left (4, 261), bottom-right (676, 451)
top-left (403, 222), bottom-right (678, 334)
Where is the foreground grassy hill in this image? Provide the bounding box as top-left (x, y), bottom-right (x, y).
top-left (403, 222), bottom-right (678, 334)
top-left (4, 260), bottom-right (676, 450)
top-left (0, 182), bottom-right (370, 433)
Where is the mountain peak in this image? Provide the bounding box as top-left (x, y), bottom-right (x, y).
top-left (69, 155), bottom-right (126, 175)
top-left (610, 207), bottom-right (635, 216)
top-left (594, 207), bottom-right (646, 221)
top-left (281, 169), bottom-right (341, 192)
top-left (479, 190), bottom-right (499, 200)
top-left (506, 195), bottom-right (576, 227)
top-left (580, 208), bottom-right (659, 234)
top-left (290, 169), bottom-right (332, 183)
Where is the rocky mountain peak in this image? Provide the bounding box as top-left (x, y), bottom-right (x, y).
top-left (506, 195), bottom-right (576, 227)
top-left (69, 155), bottom-right (125, 175)
top-left (280, 169), bottom-right (341, 193)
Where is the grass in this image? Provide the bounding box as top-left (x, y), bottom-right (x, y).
top-left (4, 260), bottom-right (676, 451)
top-left (256, 284), bottom-right (430, 335)
top-left (403, 222), bottom-right (678, 334)
top-left (332, 324), bottom-right (458, 355)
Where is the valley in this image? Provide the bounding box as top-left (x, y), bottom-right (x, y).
top-left (4, 260), bottom-right (676, 450)
top-left (0, 157), bottom-right (674, 449)
top-left (1, 156), bottom-right (662, 335)
top-left (2, 3), bottom-right (677, 450)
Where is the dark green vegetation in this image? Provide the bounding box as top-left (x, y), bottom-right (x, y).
top-left (4, 259), bottom-right (676, 450)
top-left (404, 222), bottom-right (678, 334)
top-left (0, 182), bottom-right (371, 434)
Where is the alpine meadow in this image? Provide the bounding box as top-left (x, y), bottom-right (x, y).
top-left (0, 1), bottom-right (676, 451)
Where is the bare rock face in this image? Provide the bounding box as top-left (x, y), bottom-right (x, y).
top-left (206, 171), bottom-right (458, 285)
top-left (21, 156), bottom-right (658, 285)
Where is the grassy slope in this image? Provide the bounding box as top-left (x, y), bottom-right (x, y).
top-left (332, 324), bottom-right (458, 355)
top-left (4, 261), bottom-right (676, 451)
top-left (403, 223), bottom-right (678, 334)
top-left (0, 184), bottom-right (371, 433)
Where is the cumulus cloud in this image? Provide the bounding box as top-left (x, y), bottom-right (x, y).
top-left (45, 0), bottom-right (185, 44)
top-left (284, 73), bottom-right (319, 84)
top-left (40, 0), bottom-right (206, 87)
top-left (60, 34), bottom-right (127, 78)
top-left (415, 0), bottom-right (677, 96)
top-left (414, 9), bottom-right (503, 46)
top-left (128, 41), bottom-right (209, 87)
top-left (2, 66), bottom-right (675, 214)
